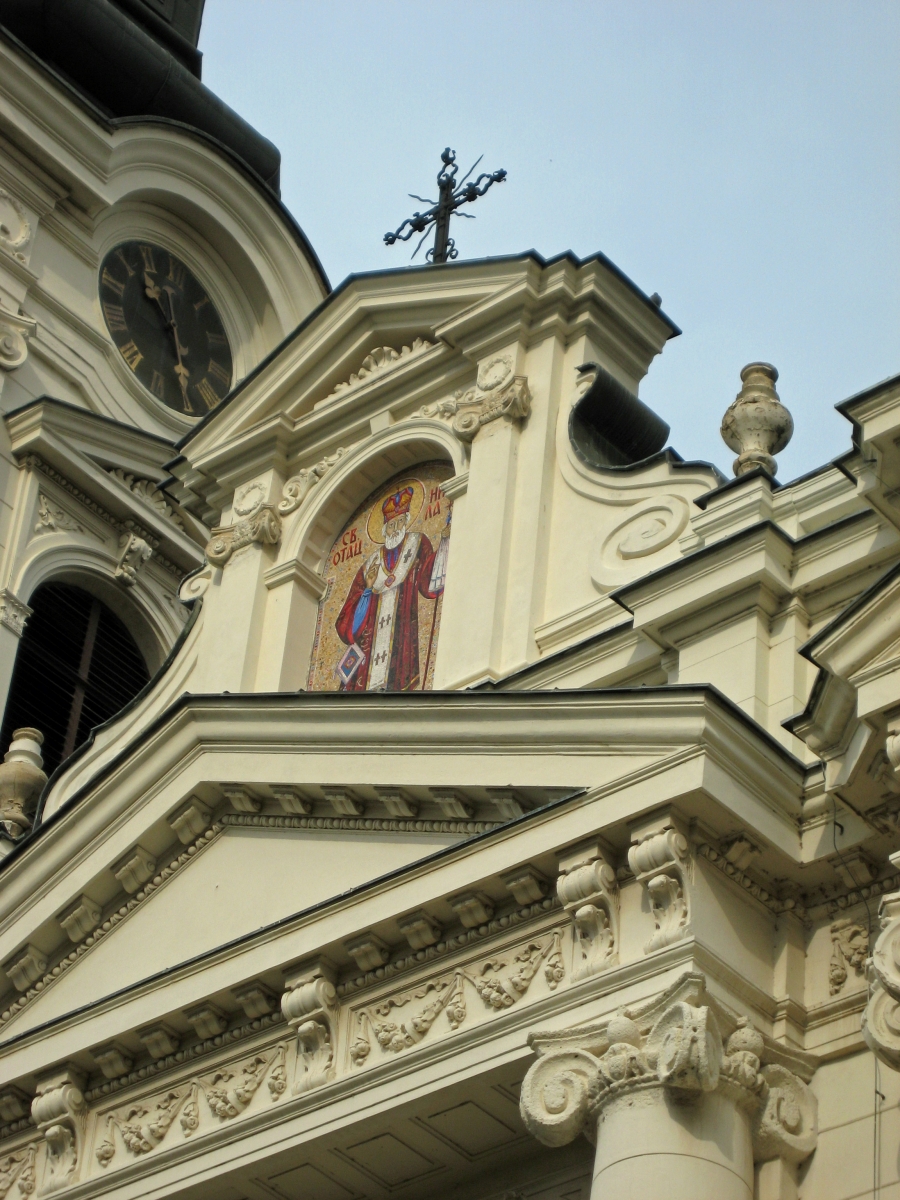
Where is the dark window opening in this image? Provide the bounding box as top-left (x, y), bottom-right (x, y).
top-left (0, 583), bottom-right (150, 778)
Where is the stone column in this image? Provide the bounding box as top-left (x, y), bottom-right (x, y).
top-left (520, 984), bottom-right (816, 1200)
top-left (863, 853), bottom-right (900, 1069)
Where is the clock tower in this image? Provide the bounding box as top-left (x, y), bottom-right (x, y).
top-left (0, 0), bottom-right (329, 773)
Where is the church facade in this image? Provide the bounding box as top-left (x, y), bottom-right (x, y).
top-left (0, 5), bottom-right (899, 1200)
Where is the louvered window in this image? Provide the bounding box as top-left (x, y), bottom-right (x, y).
top-left (0, 582), bottom-right (150, 778)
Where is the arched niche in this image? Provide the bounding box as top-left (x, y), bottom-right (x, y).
top-left (0, 579), bottom-right (151, 778)
top-left (257, 424), bottom-right (463, 693)
top-left (13, 542), bottom-right (182, 676)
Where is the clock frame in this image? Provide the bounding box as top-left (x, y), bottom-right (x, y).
top-left (99, 241), bottom-right (234, 417)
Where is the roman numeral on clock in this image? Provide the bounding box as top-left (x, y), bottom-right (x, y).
top-left (114, 248), bottom-right (136, 276)
top-left (102, 302), bottom-right (128, 333)
top-left (195, 377), bottom-right (220, 410)
top-left (139, 244), bottom-right (156, 273)
top-left (119, 340), bottom-right (143, 371)
top-left (207, 359), bottom-right (230, 387)
top-left (166, 256), bottom-right (186, 289)
top-left (150, 371), bottom-right (166, 399)
top-left (100, 268), bottom-right (126, 298)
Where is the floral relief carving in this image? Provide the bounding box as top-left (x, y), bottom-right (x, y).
top-left (418, 355), bottom-right (531, 443)
top-left (0, 1144), bottom-right (37, 1198)
top-left (108, 470), bottom-right (184, 529)
top-left (350, 931), bottom-right (563, 1066)
top-left (828, 918), bottom-right (867, 995)
top-left (322, 339), bottom-right (435, 404)
top-left (95, 1044), bottom-right (287, 1168)
top-left (279, 446), bottom-right (354, 516)
top-left (33, 494), bottom-right (85, 537)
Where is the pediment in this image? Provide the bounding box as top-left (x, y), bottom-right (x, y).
top-left (4, 819), bottom-right (468, 1037)
top-left (174, 252), bottom-right (678, 505)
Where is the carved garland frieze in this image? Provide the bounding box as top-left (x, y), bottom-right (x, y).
top-left (95, 1043), bottom-right (287, 1169)
top-left (349, 930), bottom-right (564, 1066)
top-left (0, 1143), bottom-right (36, 1198)
top-left (829, 918), bottom-right (867, 995)
top-left (418, 355), bottom-right (531, 443)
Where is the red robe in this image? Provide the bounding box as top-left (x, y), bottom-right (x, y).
top-left (335, 532), bottom-right (440, 691)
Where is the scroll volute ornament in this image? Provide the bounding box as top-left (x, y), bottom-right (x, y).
top-left (557, 841), bottom-right (619, 979)
top-left (281, 962), bottom-right (338, 1094)
top-left (863, 868), bottom-right (900, 1070)
top-left (627, 812), bottom-right (692, 953)
top-left (519, 1049), bottom-right (602, 1147)
top-left (31, 1066), bottom-right (87, 1193)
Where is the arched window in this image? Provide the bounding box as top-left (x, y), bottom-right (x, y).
top-left (0, 582), bottom-right (150, 778)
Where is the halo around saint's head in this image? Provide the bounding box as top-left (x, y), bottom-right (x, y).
top-left (366, 477), bottom-right (425, 544)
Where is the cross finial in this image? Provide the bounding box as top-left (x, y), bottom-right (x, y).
top-left (384, 148), bottom-right (507, 265)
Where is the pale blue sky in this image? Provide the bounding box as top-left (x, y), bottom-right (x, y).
top-left (199, 1), bottom-right (899, 481)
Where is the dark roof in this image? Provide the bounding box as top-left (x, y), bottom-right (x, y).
top-left (1, 0), bottom-right (280, 190)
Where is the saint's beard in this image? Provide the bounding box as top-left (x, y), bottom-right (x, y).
top-left (384, 526), bottom-right (407, 550)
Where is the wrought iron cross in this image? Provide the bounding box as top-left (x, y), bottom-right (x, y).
top-left (384, 148), bottom-right (507, 265)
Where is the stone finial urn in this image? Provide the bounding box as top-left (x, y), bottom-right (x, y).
top-left (720, 362), bottom-right (793, 478)
top-left (0, 727), bottom-right (47, 841)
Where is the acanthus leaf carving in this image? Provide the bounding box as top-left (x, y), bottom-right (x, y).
top-left (322, 339), bottom-right (435, 405)
top-left (33, 494), bottom-right (85, 537)
top-left (205, 505), bottom-right (280, 568)
top-left (0, 591), bottom-right (32, 639)
top-left (351, 931), bottom-right (563, 1066)
top-left (95, 1043), bottom-right (287, 1168)
top-left (107, 470), bottom-right (184, 529)
top-left (417, 355), bottom-right (531, 443)
top-left (31, 1067), bottom-right (86, 1194)
top-left (828, 918), bottom-right (867, 994)
top-left (520, 984), bottom-right (808, 1174)
top-left (114, 532), bottom-right (152, 587)
top-left (279, 446), bottom-right (354, 515)
top-left (281, 963), bottom-right (338, 1094)
top-left (557, 841), bottom-right (619, 980)
top-left (627, 811), bottom-right (693, 952)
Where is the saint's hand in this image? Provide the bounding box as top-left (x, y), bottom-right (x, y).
top-left (364, 559), bottom-right (379, 589)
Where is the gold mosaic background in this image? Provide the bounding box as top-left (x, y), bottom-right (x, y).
top-left (307, 461), bottom-right (454, 691)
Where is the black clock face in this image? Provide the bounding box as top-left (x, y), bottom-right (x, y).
top-left (99, 241), bottom-right (233, 417)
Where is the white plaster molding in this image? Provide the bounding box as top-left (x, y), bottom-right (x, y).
top-left (114, 531), bottom-right (152, 587)
top-left (206, 505), bottom-right (280, 568)
top-left (281, 961), bottom-right (338, 1094)
top-left (0, 589), bottom-right (32, 638)
top-left (417, 354), bottom-right (531, 443)
top-left (628, 810), bottom-right (693, 953)
top-left (318, 339), bottom-right (436, 407)
top-left (557, 840), bottom-right (619, 979)
top-left (31, 1065), bottom-right (87, 1193)
top-left (0, 304), bottom-right (36, 372)
top-left (278, 445), bottom-right (354, 516)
